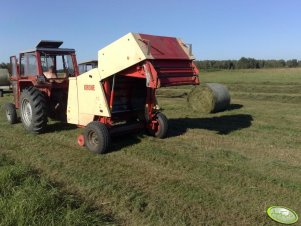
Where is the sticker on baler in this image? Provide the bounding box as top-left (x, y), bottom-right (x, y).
top-left (84, 85), bottom-right (95, 91)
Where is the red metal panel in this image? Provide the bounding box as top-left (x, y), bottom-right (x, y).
top-left (139, 34), bottom-right (189, 60)
top-left (149, 60), bottom-right (199, 87)
top-left (36, 52), bottom-right (42, 75)
top-left (157, 76), bottom-right (199, 87)
top-left (71, 53), bottom-right (79, 76)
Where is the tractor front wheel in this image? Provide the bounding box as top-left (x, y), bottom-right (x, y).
top-left (20, 87), bottom-right (48, 133)
top-left (4, 103), bottom-right (18, 124)
top-left (149, 112), bottom-right (168, 139)
top-left (84, 121), bottom-right (110, 154)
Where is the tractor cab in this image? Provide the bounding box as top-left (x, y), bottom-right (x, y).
top-left (10, 40), bottom-right (78, 84)
top-left (9, 40), bottom-right (79, 125)
top-left (78, 60), bottom-right (98, 74)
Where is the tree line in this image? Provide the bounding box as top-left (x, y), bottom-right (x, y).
top-left (1, 58), bottom-right (301, 72)
top-left (194, 58), bottom-right (301, 70)
top-left (0, 63), bottom-right (10, 69)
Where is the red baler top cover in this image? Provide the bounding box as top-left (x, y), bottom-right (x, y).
top-left (139, 34), bottom-right (191, 60)
top-left (98, 32), bottom-right (200, 87)
top-left (138, 33), bottom-right (199, 87)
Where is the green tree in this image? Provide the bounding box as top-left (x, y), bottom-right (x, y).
top-left (287, 59), bottom-right (298, 68)
top-left (0, 62), bottom-right (10, 69)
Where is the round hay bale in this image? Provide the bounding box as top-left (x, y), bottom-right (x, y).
top-left (0, 69), bottom-right (10, 86)
top-left (187, 83), bottom-right (231, 113)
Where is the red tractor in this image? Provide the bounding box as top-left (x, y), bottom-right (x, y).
top-left (5, 40), bottom-right (78, 132)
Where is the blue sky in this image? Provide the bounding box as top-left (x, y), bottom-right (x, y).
top-left (0, 0), bottom-right (300, 62)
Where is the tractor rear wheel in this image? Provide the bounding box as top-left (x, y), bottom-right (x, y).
top-left (84, 121), bottom-right (110, 154)
top-left (20, 87), bottom-right (48, 133)
top-left (149, 112), bottom-right (168, 139)
top-left (4, 103), bottom-right (18, 124)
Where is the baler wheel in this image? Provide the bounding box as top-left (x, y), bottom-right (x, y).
top-left (4, 103), bottom-right (18, 124)
top-left (20, 87), bottom-right (48, 133)
top-left (151, 113), bottom-right (168, 139)
top-left (84, 121), bottom-right (110, 154)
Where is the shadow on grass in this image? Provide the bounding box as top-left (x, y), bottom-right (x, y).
top-left (0, 90), bottom-right (13, 97)
top-left (168, 114), bottom-right (253, 136)
top-left (109, 133), bottom-right (144, 153)
top-left (42, 114), bottom-right (251, 152)
top-left (45, 122), bottom-right (78, 133)
top-left (157, 93), bottom-right (188, 98)
top-left (227, 104), bottom-right (244, 111)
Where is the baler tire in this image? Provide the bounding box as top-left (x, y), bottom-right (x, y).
top-left (20, 87), bottom-right (48, 133)
top-left (4, 103), bottom-right (18, 124)
top-left (0, 90), bottom-right (3, 97)
top-left (154, 113), bottom-right (168, 139)
top-left (84, 121), bottom-right (110, 154)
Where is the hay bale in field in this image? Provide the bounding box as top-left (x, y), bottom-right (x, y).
top-left (187, 83), bottom-right (231, 113)
top-left (0, 69), bottom-right (10, 86)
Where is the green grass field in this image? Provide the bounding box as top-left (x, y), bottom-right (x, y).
top-left (0, 68), bottom-right (300, 225)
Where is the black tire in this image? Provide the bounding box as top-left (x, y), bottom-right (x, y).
top-left (154, 113), bottom-right (168, 139)
top-left (84, 121), bottom-right (110, 154)
top-left (4, 103), bottom-right (18, 124)
top-left (0, 90), bottom-right (3, 97)
top-left (20, 87), bottom-right (48, 133)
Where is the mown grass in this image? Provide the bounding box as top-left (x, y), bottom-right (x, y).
top-left (0, 155), bottom-right (115, 225)
top-left (199, 68), bottom-right (301, 85)
top-left (0, 68), bottom-right (301, 225)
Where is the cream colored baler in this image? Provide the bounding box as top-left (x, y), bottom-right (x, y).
top-left (67, 32), bottom-right (200, 153)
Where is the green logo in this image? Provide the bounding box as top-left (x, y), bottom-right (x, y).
top-left (267, 206), bottom-right (298, 224)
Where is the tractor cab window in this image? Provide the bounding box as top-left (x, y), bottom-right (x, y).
top-left (26, 53), bottom-right (38, 75)
top-left (20, 55), bottom-right (25, 76)
top-left (20, 53), bottom-right (38, 77)
top-left (79, 63), bottom-right (97, 74)
top-left (40, 53), bottom-right (75, 79)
